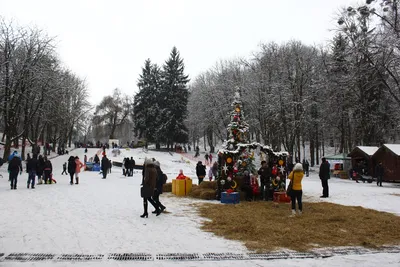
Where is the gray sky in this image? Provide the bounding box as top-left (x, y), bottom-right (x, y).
top-left (1, 0), bottom-right (355, 104)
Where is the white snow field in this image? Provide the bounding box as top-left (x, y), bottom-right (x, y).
top-left (0, 148), bottom-right (400, 266)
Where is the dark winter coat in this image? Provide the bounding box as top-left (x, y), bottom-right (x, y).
top-left (375, 164), bottom-right (384, 177)
top-left (8, 156), bottom-right (22, 173)
top-left (258, 166), bottom-right (272, 184)
top-left (142, 164), bottom-right (157, 198)
top-left (101, 157), bottom-right (109, 171)
top-left (27, 157), bottom-right (38, 172)
top-left (319, 161), bottom-right (330, 180)
top-left (124, 158), bottom-right (130, 169)
top-left (37, 156), bottom-right (45, 176)
top-left (94, 154), bottom-right (100, 164)
top-left (44, 160), bottom-right (53, 172)
top-left (68, 156), bottom-right (76, 174)
top-left (155, 166), bottom-right (165, 193)
top-left (196, 163), bottom-right (206, 177)
top-left (242, 173), bottom-right (251, 186)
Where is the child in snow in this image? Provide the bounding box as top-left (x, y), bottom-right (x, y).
top-left (62, 162), bottom-right (67, 175)
top-left (176, 169), bottom-right (186, 180)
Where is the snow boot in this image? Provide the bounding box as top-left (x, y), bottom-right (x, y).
top-left (290, 209), bottom-right (296, 217)
top-left (140, 201), bottom-right (148, 218)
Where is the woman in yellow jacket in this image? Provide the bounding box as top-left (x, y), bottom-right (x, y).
top-left (288, 163), bottom-right (304, 216)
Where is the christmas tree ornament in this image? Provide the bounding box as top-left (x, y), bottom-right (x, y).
top-left (279, 165), bottom-right (285, 174)
top-left (278, 159), bottom-right (284, 166)
top-left (226, 157), bottom-right (232, 164)
top-left (222, 163), bottom-right (229, 174)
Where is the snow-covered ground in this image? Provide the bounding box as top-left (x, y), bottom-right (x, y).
top-left (0, 148), bottom-right (399, 266)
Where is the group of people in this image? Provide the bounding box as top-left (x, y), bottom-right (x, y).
top-left (6, 151), bottom-right (84, 190)
top-left (123, 157), bottom-right (136, 177)
top-left (7, 151), bottom-right (56, 190)
top-left (140, 158), bottom-right (167, 218)
top-left (66, 156), bottom-right (85, 185)
top-left (195, 161), bottom-right (218, 184)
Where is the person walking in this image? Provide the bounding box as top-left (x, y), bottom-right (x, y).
top-left (61, 162), bottom-right (68, 175)
top-left (204, 153), bottom-right (209, 165)
top-left (196, 161), bottom-right (206, 185)
top-left (152, 161), bottom-right (166, 213)
top-left (8, 152), bottom-right (23, 190)
top-left (43, 157), bottom-right (53, 184)
top-left (129, 157), bottom-right (135, 176)
top-left (67, 156), bottom-right (76, 185)
top-left (27, 154), bottom-right (38, 189)
top-left (101, 155), bottom-right (109, 179)
top-left (140, 159), bottom-right (160, 218)
top-left (74, 156), bottom-right (84, 184)
top-left (208, 161), bottom-right (218, 181)
top-left (375, 162), bottom-right (384, 187)
top-left (288, 163), bottom-right (304, 216)
top-left (124, 157), bottom-right (129, 177)
top-left (319, 157), bottom-right (330, 198)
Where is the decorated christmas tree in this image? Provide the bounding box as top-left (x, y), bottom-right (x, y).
top-left (216, 87), bottom-right (288, 200)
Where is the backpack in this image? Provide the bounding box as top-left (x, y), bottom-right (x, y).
top-left (163, 174), bottom-right (168, 184)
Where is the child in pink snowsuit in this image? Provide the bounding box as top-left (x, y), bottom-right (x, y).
top-left (74, 156), bottom-right (84, 184)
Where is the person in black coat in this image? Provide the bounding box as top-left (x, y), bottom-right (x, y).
top-left (8, 153), bottom-right (23, 190)
top-left (152, 161), bottom-right (166, 213)
top-left (129, 157), bottom-right (135, 176)
top-left (319, 157), bottom-right (330, 198)
top-left (37, 155), bottom-right (45, 184)
top-left (196, 161), bottom-right (206, 184)
top-left (375, 162), bottom-right (384, 187)
top-left (67, 156), bottom-right (76, 185)
top-left (101, 155), bottom-right (109, 179)
top-left (241, 170), bottom-right (253, 201)
top-left (94, 154), bottom-right (100, 164)
top-left (258, 161), bottom-right (272, 201)
top-left (43, 157), bottom-right (53, 184)
top-left (124, 157), bottom-right (130, 177)
top-left (26, 154), bottom-right (38, 189)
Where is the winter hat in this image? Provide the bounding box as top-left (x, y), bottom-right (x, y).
top-left (144, 158), bottom-right (154, 165)
top-left (198, 161), bottom-right (202, 165)
top-left (293, 163), bottom-right (303, 172)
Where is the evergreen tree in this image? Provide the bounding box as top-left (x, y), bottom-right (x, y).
top-left (133, 59), bottom-right (162, 147)
top-left (159, 47), bottom-right (190, 147)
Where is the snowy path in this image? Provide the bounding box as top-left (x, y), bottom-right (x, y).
top-left (0, 148), bottom-right (400, 266)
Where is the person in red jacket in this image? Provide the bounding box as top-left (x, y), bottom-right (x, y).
top-left (176, 169), bottom-right (186, 180)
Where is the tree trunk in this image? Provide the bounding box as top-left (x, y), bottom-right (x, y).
top-left (21, 136), bottom-right (26, 160)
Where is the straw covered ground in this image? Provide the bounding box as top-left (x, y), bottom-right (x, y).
top-left (196, 201), bottom-right (400, 252)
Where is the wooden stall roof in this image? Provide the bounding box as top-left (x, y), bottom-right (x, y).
top-left (382, 144), bottom-right (400, 156)
top-left (349, 146), bottom-right (379, 158)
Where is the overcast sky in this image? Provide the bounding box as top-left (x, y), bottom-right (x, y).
top-left (1, 0), bottom-right (355, 104)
